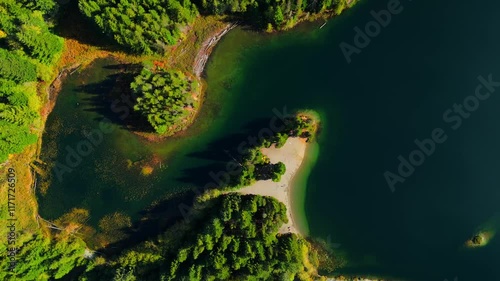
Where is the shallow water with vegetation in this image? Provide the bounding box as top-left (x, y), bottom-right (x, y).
top-left (38, 0), bottom-right (500, 279)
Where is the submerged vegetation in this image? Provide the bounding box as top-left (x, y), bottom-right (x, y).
top-left (0, 1), bottom-right (89, 280)
top-left (0, 110), bottom-right (323, 280)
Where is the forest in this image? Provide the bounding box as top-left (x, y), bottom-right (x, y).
top-left (0, 193), bottom-right (335, 280)
top-left (0, 0), bottom-right (63, 162)
top-left (0, 1), bottom-right (88, 280)
top-left (78, 0), bottom-right (199, 54)
top-left (78, 0), bottom-right (356, 54)
top-left (79, 194), bottom-right (318, 280)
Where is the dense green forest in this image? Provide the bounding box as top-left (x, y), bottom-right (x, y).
top-left (198, 0), bottom-right (356, 30)
top-left (80, 194), bottom-right (317, 280)
top-left (78, 0), bottom-right (199, 54)
top-left (131, 65), bottom-right (199, 134)
top-left (0, 233), bottom-right (90, 280)
top-left (0, 0), bottom-right (63, 162)
top-left (18, 0), bottom-right (58, 14)
top-left (78, 0), bottom-right (357, 54)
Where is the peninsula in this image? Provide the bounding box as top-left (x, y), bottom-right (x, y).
top-left (239, 137), bottom-right (308, 234)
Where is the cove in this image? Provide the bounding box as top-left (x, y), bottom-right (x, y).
top-left (37, 0), bottom-right (500, 280)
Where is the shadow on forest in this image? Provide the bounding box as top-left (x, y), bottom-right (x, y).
top-left (75, 63), bottom-right (153, 133)
top-left (54, 0), bottom-right (251, 54)
top-left (54, 0), bottom-right (126, 51)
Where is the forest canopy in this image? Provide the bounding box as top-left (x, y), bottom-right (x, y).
top-left (81, 194), bottom-right (315, 281)
top-left (0, 0), bottom-right (342, 278)
top-left (78, 0), bottom-right (199, 54)
top-left (0, 234), bottom-right (89, 280)
top-left (196, 0), bottom-right (357, 30)
top-left (0, 0), bottom-right (63, 163)
top-left (77, 0), bottom-right (356, 54)
top-left (18, 0), bottom-right (58, 14)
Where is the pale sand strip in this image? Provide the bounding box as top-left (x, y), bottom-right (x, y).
top-left (238, 137), bottom-right (307, 234)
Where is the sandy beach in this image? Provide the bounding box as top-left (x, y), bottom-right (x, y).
top-left (238, 137), bottom-right (308, 234)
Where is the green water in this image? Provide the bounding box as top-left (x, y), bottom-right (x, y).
top-left (38, 0), bottom-right (500, 279)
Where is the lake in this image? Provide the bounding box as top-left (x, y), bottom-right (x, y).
top-left (38, 0), bottom-right (500, 279)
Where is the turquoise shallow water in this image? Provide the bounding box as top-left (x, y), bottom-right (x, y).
top-left (38, 0), bottom-right (500, 279)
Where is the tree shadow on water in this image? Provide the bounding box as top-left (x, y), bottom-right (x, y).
top-left (95, 191), bottom-right (197, 256)
top-left (176, 117), bottom-right (281, 187)
top-left (75, 64), bottom-right (153, 133)
top-left (187, 117), bottom-right (273, 161)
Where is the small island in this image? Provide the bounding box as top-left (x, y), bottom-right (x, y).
top-left (465, 231), bottom-right (494, 248)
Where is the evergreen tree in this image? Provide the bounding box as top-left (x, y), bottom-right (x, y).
top-left (131, 67), bottom-right (197, 134)
top-left (79, 0), bottom-right (199, 54)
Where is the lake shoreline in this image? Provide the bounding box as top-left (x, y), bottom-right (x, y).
top-left (193, 23), bottom-right (238, 77)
